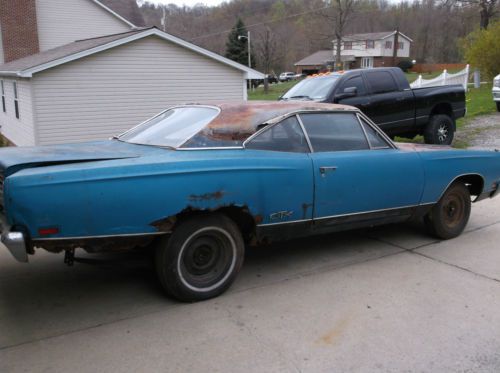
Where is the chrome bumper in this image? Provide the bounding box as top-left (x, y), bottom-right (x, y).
top-left (0, 214), bottom-right (28, 262)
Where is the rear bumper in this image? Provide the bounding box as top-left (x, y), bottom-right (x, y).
top-left (0, 214), bottom-right (28, 262)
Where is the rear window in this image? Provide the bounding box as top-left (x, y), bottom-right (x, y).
top-left (365, 71), bottom-right (399, 94)
top-left (120, 106), bottom-right (220, 148)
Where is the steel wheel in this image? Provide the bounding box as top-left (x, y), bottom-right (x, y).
top-left (424, 182), bottom-right (471, 239)
top-left (155, 214), bottom-right (244, 302)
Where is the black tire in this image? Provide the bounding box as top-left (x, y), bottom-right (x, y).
top-left (424, 114), bottom-right (454, 145)
top-left (155, 214), bottom-right (244, 302)
top-left (496, 102), bottom-right (500, 112)
top-left (424, 182), bottom-right (471, 239)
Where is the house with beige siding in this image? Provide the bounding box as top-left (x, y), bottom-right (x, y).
top-left (0, 0), bottom-right (262, 146)
top-left (0, 28), bottom-right (263, 146)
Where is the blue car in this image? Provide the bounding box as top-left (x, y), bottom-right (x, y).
top-left (1, 101), bottom-right (499, 301)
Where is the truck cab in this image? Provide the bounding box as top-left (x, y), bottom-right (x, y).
top-left (280, 68), bottom-right (466, 145)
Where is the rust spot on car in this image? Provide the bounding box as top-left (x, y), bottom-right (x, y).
top-left (254, 214), bottom-right (263, 224)
top-left (302, 203), bottom-right (313, 219)
top-left (182, 101), bottom-right (355, 147)
top-left (188, 190), bottom-right (225, 202)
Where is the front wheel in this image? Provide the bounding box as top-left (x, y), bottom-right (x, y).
top-left (424, 114), bottom-right (455, 145)
top-left (155, 214), bottom-right (244, 302)
top-left (424, 182), bottom-right (471, 239)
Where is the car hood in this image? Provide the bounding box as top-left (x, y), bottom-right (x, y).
top-left (0, 140), bottom-right (159, 175)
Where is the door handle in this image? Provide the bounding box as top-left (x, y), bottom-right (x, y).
top-left (319, 166), bottom-right (337, 176)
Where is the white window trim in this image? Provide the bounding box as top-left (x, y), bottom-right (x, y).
top-left (13, 81), bottom-right (19, 119)
top-left (1, 80), bottom-right (5, 113)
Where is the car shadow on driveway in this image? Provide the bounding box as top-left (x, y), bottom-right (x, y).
top-left (0, 220), bottom-right (432, 349)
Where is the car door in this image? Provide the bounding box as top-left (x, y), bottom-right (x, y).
top-left (362, 70), bottom-right (415, 132)
top-left (244, 115), bottom-right (314, 229)
top-left (297, 112), bottom-right (424, 227)
top-left (333, 74), bottom-right (371, 112)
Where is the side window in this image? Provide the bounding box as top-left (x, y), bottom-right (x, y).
top-left (13, 81), bottom-right (19, 119)
top-left (1, 81), bottom-right (5, 113)
top-left (359, 117), bottom-right (390, 148)
top-left (246, 116), bottom-right (309, 153)
top-left (338, 76), bottom-right (366, 96)
top-left (299, 113), bottom-right (369, 152)
top-left (365, 71), bottom-right (399, 94)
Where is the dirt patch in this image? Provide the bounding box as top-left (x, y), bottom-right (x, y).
top-left (455, 113), bottom-right (500, 149)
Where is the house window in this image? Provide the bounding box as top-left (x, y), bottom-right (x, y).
top-left (1, 81), bottom-right (5, 113)
top-left (385, 41), bottom-right (392, 49)
top-left (344, 41), bottom-right (352, 50)
top-left (398, 42), bottom-right (404, 50)
top-left (13, 82), bottom-right (19, 119)
top-left (365, 40), bottom-right (374, 49)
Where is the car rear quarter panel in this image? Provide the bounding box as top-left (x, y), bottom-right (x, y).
top-left (5, 149), bottom-right (314, 240)
top-left (417, 149), bottom-right (500, 203)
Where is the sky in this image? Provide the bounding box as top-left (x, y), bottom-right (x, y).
top-left (143, 0), bottom-right (227, 7)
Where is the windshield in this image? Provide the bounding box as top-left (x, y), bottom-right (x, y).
top-left (281, 75), bottom-right (340, 101)
top-left (119, 106), bottom-right (220, 148)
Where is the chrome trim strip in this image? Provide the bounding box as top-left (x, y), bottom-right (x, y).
top-left (295, 114), bottom-right (314, 153)
top-left (356, 112), bottom-right (397, 149)
top-left (257, 203), bottom-right (436, 227)
top-left (177, 146), bottom-right (244, 151)
top-left (32, 231), bottom-right (168, 242)
top-left (312, 204), bottom-right (420, 221)
top-left (257, 218), bottom-right (311, 227)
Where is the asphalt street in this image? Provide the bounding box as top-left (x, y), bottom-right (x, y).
top-left (1, 197), bottom-right (499, 372)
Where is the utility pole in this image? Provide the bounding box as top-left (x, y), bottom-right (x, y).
top-left (392, 29), bottom-right (399, 67)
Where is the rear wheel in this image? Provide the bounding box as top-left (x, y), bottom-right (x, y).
top-left (424, 182), bottom-right (471, 239)
top-left (155, 214), bottom-right (244, 302)
top-left (424, 114), bottom-right (454, 145)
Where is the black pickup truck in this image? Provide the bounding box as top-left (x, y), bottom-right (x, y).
top-left (280, 67), bottom-right (466, 145)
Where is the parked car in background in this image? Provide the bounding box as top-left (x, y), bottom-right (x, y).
top-left (250, 74), bottom-right (279, 88)
top-left (279, 72), bottom-right (295, 82)
top-left (2, 102), bottom-right (499, 302)
top-left (493, 74), bottom-right (500, 111)
top-left (280, 67), bottom-right (466, 145)
top-left (294, 73), bottom-right (306, 80)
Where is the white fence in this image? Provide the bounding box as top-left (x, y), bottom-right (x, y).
top-left (410, 64), bottom-right (470, 90)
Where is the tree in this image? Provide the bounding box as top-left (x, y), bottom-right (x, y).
top-left (322, 0), bottom-right (357, 71)
top-left (255, 27), bottom-right (280, 73)
top-left (451, 0), bottom-right (498, 29)
top-left (225, 18), bottom-right (255, 67)
top-left (461, 20), bottom-right (500, 78)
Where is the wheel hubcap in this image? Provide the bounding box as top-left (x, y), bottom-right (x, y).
top-left (177, 227), bottom-right (237, 292)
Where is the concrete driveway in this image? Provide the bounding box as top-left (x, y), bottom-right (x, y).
top-left (1, 198), bottom-right (499, 373)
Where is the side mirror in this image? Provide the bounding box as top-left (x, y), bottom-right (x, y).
top-left (334, 87), bottom-right (357, 102)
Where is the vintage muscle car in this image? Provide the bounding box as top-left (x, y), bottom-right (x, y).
top-left (1, 101), bottom-right (499, 301)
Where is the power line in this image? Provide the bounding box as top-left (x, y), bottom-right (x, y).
top-left (188, 4), bottom-right (334, 41)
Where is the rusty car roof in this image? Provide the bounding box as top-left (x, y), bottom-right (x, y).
top-left (181, 101), bottom-right (357, 148)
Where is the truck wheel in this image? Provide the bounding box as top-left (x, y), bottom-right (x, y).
top-left (424, 182), bottom-right (471, 240)
top-left (424, 115), bottom-right (454, 145)
top-left (496, 102), bottom-right (500, 112)
top-left (155, 214), bottom-right (244, 302)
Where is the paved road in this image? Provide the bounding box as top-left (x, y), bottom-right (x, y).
top-left (1, 198), bottom-right (499, 372)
